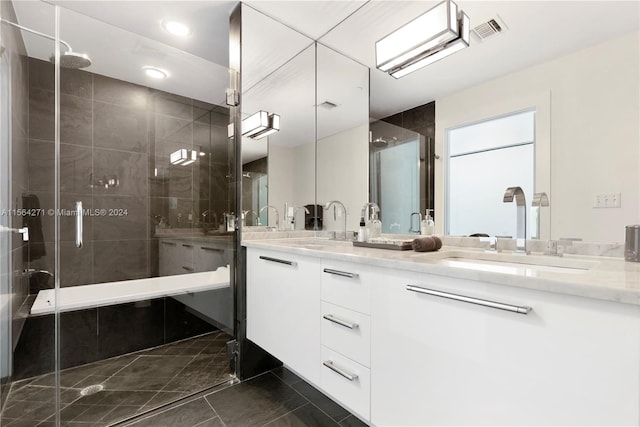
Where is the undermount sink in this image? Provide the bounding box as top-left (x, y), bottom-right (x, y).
top-left (415, 250), bottom-right (597, 275)
top-left (286, 239), bottom-right (351, 250)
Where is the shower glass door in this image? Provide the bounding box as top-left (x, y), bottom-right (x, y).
top-left (0, 1), bottom-right (59, 424)
top-left (2, 2), bottom-right (238, 425)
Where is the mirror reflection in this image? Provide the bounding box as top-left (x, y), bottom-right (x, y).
top-left (316, 1), bottom-right (639, 243)
top-left (240, 2), bottom-right (638, 244)
top-left (241, 5), bottom-right (315, 230)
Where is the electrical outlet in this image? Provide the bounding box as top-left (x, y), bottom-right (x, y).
top-left (593, 193), bottom-right (621, 208)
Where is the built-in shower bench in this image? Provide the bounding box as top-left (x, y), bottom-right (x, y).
top-left (30, 266), bottom-right (230, 315)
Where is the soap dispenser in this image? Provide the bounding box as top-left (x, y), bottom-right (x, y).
top-left (370, 213), bottom-right (382, 239)
top-left (421, 209), bottom-right (435, 235)
top-left (358, 217), bottom-right (367, 242)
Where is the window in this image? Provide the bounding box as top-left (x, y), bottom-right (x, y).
top-left (446, 110), bottom-right (535, 238)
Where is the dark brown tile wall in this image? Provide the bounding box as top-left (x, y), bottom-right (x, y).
top-left (26, 58), bottom-right (231, 287)
top-left (380, 101), bottom-right (436, 216)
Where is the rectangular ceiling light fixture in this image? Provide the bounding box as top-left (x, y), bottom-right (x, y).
top-left (242, 110), bottom-right (280, 140)
top-left (375, 0), bottom-right (470, 79)
top-left (170, 148), bottom-right (197, 166)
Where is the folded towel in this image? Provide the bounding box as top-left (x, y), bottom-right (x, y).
top-left (412, 236), bottom-right (442, 252)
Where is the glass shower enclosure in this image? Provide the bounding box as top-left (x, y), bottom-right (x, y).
top-left (0, 1), bottom-right (239, 425)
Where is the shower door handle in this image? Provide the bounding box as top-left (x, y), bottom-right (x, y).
top-left (75, 201), bottom-right (83, 248)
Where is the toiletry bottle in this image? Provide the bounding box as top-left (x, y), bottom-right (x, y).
top-left (370, 213), bottom-right (382, 239)
top-left (421, 209), bottom-right (435, 235)
top-left (358, 218), bottom-right (366, 242)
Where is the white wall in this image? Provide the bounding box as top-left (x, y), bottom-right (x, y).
top-left (436, 31), bottom-right (640, 243)
top-left (317, 124), bottom-right (369, 232)
top-left (268, 141), bottom-right (315, 229)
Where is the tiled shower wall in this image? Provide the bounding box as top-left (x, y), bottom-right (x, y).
top-left (26, 58), bottom-right (231, 286)
top-left (380, 101), bottom-right (435, 215)
top-left (8, 59), bottom-right (231, 380)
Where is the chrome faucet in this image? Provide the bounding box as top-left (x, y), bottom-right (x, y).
top-left (259, 205), bottom-right (279, 230)
top-left (531, 192), bottom-right (549, 240)
top-left (201, 210), bottom-right (218, 225)
top-left (409, 212), bottom-right (422, 234)
top-left (292, 206), bottom-right (310, 230)
top-left (361, 202), bottom-right (380, 221)
top-left (503, 186), bottom-right (528, 253)
top-left (324, 200), bottom-right (348, 240)
top-left (242, 209), bottom-right (259, 227)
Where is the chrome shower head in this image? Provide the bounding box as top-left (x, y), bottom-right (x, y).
top-left (49, 51), bottom-right (92, 69)
top-left (1, 19), bottom-right (92, 69)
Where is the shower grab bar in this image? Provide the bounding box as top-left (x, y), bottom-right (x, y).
top-left (406, 285), bottom-right (532, 315)
top-left (323, 360), bottom-right (358, 381)
top-left (323, 268), bottom-right (359, 279)
top-left (259, 256), bottom-right (297, 266)
top-left (75, 201), bottom-right (83, 248)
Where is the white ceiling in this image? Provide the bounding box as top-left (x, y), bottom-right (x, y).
top-left (8, 0), bottom-right (640, 163)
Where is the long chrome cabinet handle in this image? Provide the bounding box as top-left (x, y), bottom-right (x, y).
top-left (75, 201), bottom-right (83, 248)
top-left (323, 268), bottom-right (359, 279)
top-left (259, 255), bottom-right (297, 266)
top-left (323, 360), bottom-right (358, 381)
top-left (406, 285), bottom-right (532, 315)
top-left (323, 314), bottom-right (359, 329)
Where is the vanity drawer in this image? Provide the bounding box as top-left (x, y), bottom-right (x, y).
top-left (196, 244), bottom-right (228, 272)
top-left (321, 346), bottom-right (370, 422)
top-left (321, 260), bottom-right (371, 314)
top-left (159, 240), bottom-right (194, 276)
top-left (321, 301), bottom-right (370, 367)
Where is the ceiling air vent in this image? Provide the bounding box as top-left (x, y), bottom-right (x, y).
top-left (472, 15), bottom-right (508, 41)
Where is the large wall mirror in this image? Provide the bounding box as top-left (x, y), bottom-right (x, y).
top-left (241, 6), bottom-right (315, 229)
top-left (242, 2), bottom-right (639, 244)
top-left (316, 44), bottom-right (369, 233)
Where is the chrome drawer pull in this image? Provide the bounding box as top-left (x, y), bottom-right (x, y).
top-left (259, 256), bottom-right (297, 266)
top-left (182, 244), bottom-right (193, 248)
top-left (323, 314), bottom-right (359, 330)
top-left (182, 266), bottom-right (194, 272)
top-left (323, 360), bottom-right (358, 381)
top-left (161, 241), bottom-right (177, 246)
top-left (323, 268), bottom-right (359, 279)
top-left (202, 246), bottom-right (224, 252)
top-left (406, 285), bottom-right (532, 315)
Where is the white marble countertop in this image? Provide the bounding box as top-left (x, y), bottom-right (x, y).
top-left (243, 236), bottom-right (640, 306)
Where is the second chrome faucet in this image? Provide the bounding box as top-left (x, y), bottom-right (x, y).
top-left (503, 186), bottom-right (527, 253)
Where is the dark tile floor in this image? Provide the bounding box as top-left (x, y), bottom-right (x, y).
top-left (0, 331), bottom-right (232, 426)
top-left (122, 367), bottom-right (368, 427)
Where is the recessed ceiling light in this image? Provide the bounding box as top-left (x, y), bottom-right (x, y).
top-left (162, 20), bottom-right (191, 37)
top-left (143, 66), bottom-right (168, 79)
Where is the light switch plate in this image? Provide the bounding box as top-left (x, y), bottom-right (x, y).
top-left (593, 193), bottom-right (621, 208)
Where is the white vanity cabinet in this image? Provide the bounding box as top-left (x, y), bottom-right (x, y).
top-left (370, 270), bottom-right (640, 426)
top-left (246, 248), bottom-right (321, 385)
top-left (159, 238), bottom-right (231, 276)
top-left (159, 240), bottom-right (194, 276)
top-left (159, 238), bottom-right (233, 329)
top-left (319, 260), bottom-right (374, 421)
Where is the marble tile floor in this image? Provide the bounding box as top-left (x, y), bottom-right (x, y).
top-left (120, 367), bottom-right (367, 427)
top-left (0, 331), bottom-right (233, 426)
